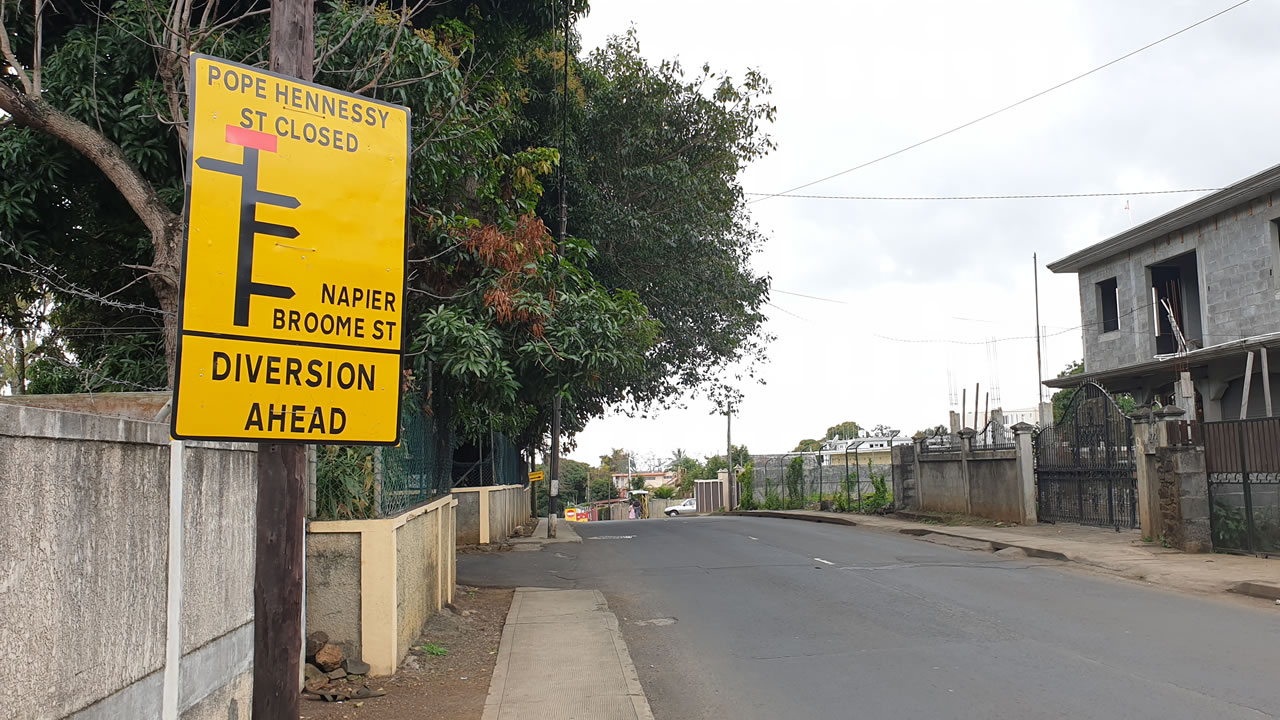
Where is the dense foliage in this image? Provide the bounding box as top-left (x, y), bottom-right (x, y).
top-left (0, 0), bottom-right (774, 453)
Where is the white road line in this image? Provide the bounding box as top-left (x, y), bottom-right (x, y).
top-left (814, 557), bottom-right (835, 565)
top-left (748, 536), bottom-right (759, 540)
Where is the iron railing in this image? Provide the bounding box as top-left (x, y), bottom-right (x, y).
top-left (919, 427), bottom-right (958, 454)
top-left (970, 419), bottom-right (1017, 451)
top-left (1203, 418), bottom-right (1280, 555)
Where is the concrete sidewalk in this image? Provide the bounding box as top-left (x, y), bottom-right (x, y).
top-left (508, 517), bottom-right (582, 551)
top-left (482, 588), bottom-right (654, 720)
top-left (729, 510), bottom-right (1280, 600)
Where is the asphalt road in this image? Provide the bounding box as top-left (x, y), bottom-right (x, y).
top-left (459, 516), bottom-right (1280, 720)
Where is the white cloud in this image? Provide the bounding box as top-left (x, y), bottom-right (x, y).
top-left (566, 0), bottom-right (1280, 465)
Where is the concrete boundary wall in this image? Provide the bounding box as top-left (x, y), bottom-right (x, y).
top-left (896, 426), bottom-right (1037, 525)
top-left (0, 400), bottom-right (257, 720)
top-left (307, 495), bottom-right (458, 676)
top-left (452, 485), bottom-right (530, 545)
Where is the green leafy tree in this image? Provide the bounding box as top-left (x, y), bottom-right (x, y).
top-left (793, 421), bottom-right (862, 451)
top-left (824, 421), bottom-right (862, 440)
top-left (651, 486), bottom-right (676, 499)
top-left (599, 449), bottom-right (632, 475)
top-left (705, 444), bottom-right (750, 475)
top-left (736, 461), bottom-right (756, 510)
top-left (1050, 360), bottom-right (1136, 424)
top-left (516, 29), bottom-right (776, 413)
top-left (2, 2), bottom-right (774, 467)
top-left (588, 475), bottom-right (617, 501)
top-left (785, 456), bottom-right (805, 509)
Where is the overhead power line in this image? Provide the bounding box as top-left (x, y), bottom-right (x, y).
top-left (745, 188), bottom-right (1221, 201)
top-left (772, 288), bottom-right (848, 304)
top-left (749, 0), bottom-right (1255, 204)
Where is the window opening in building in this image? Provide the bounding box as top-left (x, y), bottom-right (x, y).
top-left (1149, 251), bottom-right (1202, 355)
top-left (1097, 277), bottom-right (1119, 333)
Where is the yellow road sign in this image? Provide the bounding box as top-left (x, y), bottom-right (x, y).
top-left (528, 471), bottom-right (545, 482)
top-left (172, 54), bottom-right (410, 444)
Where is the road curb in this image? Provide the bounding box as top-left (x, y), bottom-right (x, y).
top-left (724, 510), bottom-right (858, 526)
top-left (1228, 580), bottom-right (1280, 601)
top-left (731, 511), bottom-right (1073, 565)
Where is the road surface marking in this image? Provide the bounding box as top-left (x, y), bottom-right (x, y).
top-left (588, 535), bottom-right (635, 540)
top-left (748, 536), bottom-right (759, 540)
top-left (814, 557), bottom-right (835, 565)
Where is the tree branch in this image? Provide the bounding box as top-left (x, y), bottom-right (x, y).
top-left (0, 83), bottom-right (180, 264)
top-left (0, 1), bottom-right (34, 94)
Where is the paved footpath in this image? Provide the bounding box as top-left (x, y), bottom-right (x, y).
top-left (482, 587), bottom-right (655, 720)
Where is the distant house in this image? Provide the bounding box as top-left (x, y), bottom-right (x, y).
top-left (1046, 163), bottom-right (1280, 420)
top-left (611, 471), bottom-right (676, 490)
top-left (819, 435), bottom-right (911, 466)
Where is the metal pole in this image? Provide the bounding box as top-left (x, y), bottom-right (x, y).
top-left (254, 4), bottom-right (312, 716)
top-left (855, 444), bottom-right (862, 511)
top-left (845, 445), bottom-right (851, 510)
top-left (1034, 253), bottom-right (1044, 426)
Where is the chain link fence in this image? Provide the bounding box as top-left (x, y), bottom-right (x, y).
top-left (453, 431), bottom-right (522, 488)
top-left (313, 401), bottom-right (453, 520)
top-left (747, 453), bottom-right (893, 513)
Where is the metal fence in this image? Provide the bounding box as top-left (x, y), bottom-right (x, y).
top-left (971, 419), bottom-right (1017, 451)
top-left (314, 402), bottom-right (452, 520)
top-left (1203, 418), bottom-right (1280, 555)
top-left (453, 431), bottom-right (522, 488)
top-left (747, 454), bottom-right (891, 513)
top-left (919, 427), bottom-right (957, 454)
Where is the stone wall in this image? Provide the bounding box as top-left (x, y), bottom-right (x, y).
top-left (892, 444), bottom-right (917, 510)
top-left (1155, 445), bottom-right (1212, 552)
top-left (0, 400), bottom-right (256, 720)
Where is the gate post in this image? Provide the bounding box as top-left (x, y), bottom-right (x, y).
top-left (1012, 423), bottom-right (1037, 525)
top-left (1132, 407), bottom-right (1159, 536)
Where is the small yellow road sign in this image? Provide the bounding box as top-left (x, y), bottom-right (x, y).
top-left (528, 471), bottom-right (545, 482)
top-left (172, 54), bottom-right (410, 444)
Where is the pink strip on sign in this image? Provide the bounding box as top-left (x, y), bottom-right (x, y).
top-left (225, 125), bottom-right (278, 153)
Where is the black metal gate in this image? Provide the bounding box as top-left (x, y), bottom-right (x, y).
top-left (1034, 383), bottom-right (1138, 529)
top-left (1202, 418), bottom-right (1280, 556)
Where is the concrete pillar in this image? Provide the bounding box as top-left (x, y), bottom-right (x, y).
top-left (1131, 408), bottom-right (1159, 538)
top-left (911, 436), bottom-right (924, 510)
top-left (958, 428), bottom-right (976, 515)
top-left (1011, 422), bottom-right (1036, 525)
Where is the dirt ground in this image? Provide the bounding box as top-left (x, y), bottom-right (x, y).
top-left (301, 586), bottom-right (513, 720)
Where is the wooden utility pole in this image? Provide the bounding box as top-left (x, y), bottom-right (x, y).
top-left (726, 405), bottom-right (734, 510)
top-left (549, 396), bottom-right (560, 538)
top-left (253, 2), bottom-right (314, 718)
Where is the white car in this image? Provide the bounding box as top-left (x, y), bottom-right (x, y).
top-left (664, 498), bottom-right (697, 516)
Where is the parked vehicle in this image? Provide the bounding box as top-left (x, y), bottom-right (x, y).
top-left (664, 498), bottom-right (697, 516)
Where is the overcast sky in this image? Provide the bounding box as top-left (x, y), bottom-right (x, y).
top-left (565, 0), bottom-right (1280, 468)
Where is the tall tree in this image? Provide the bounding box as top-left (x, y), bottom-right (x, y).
top-left (513, 29), bottom-right (776, 412)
